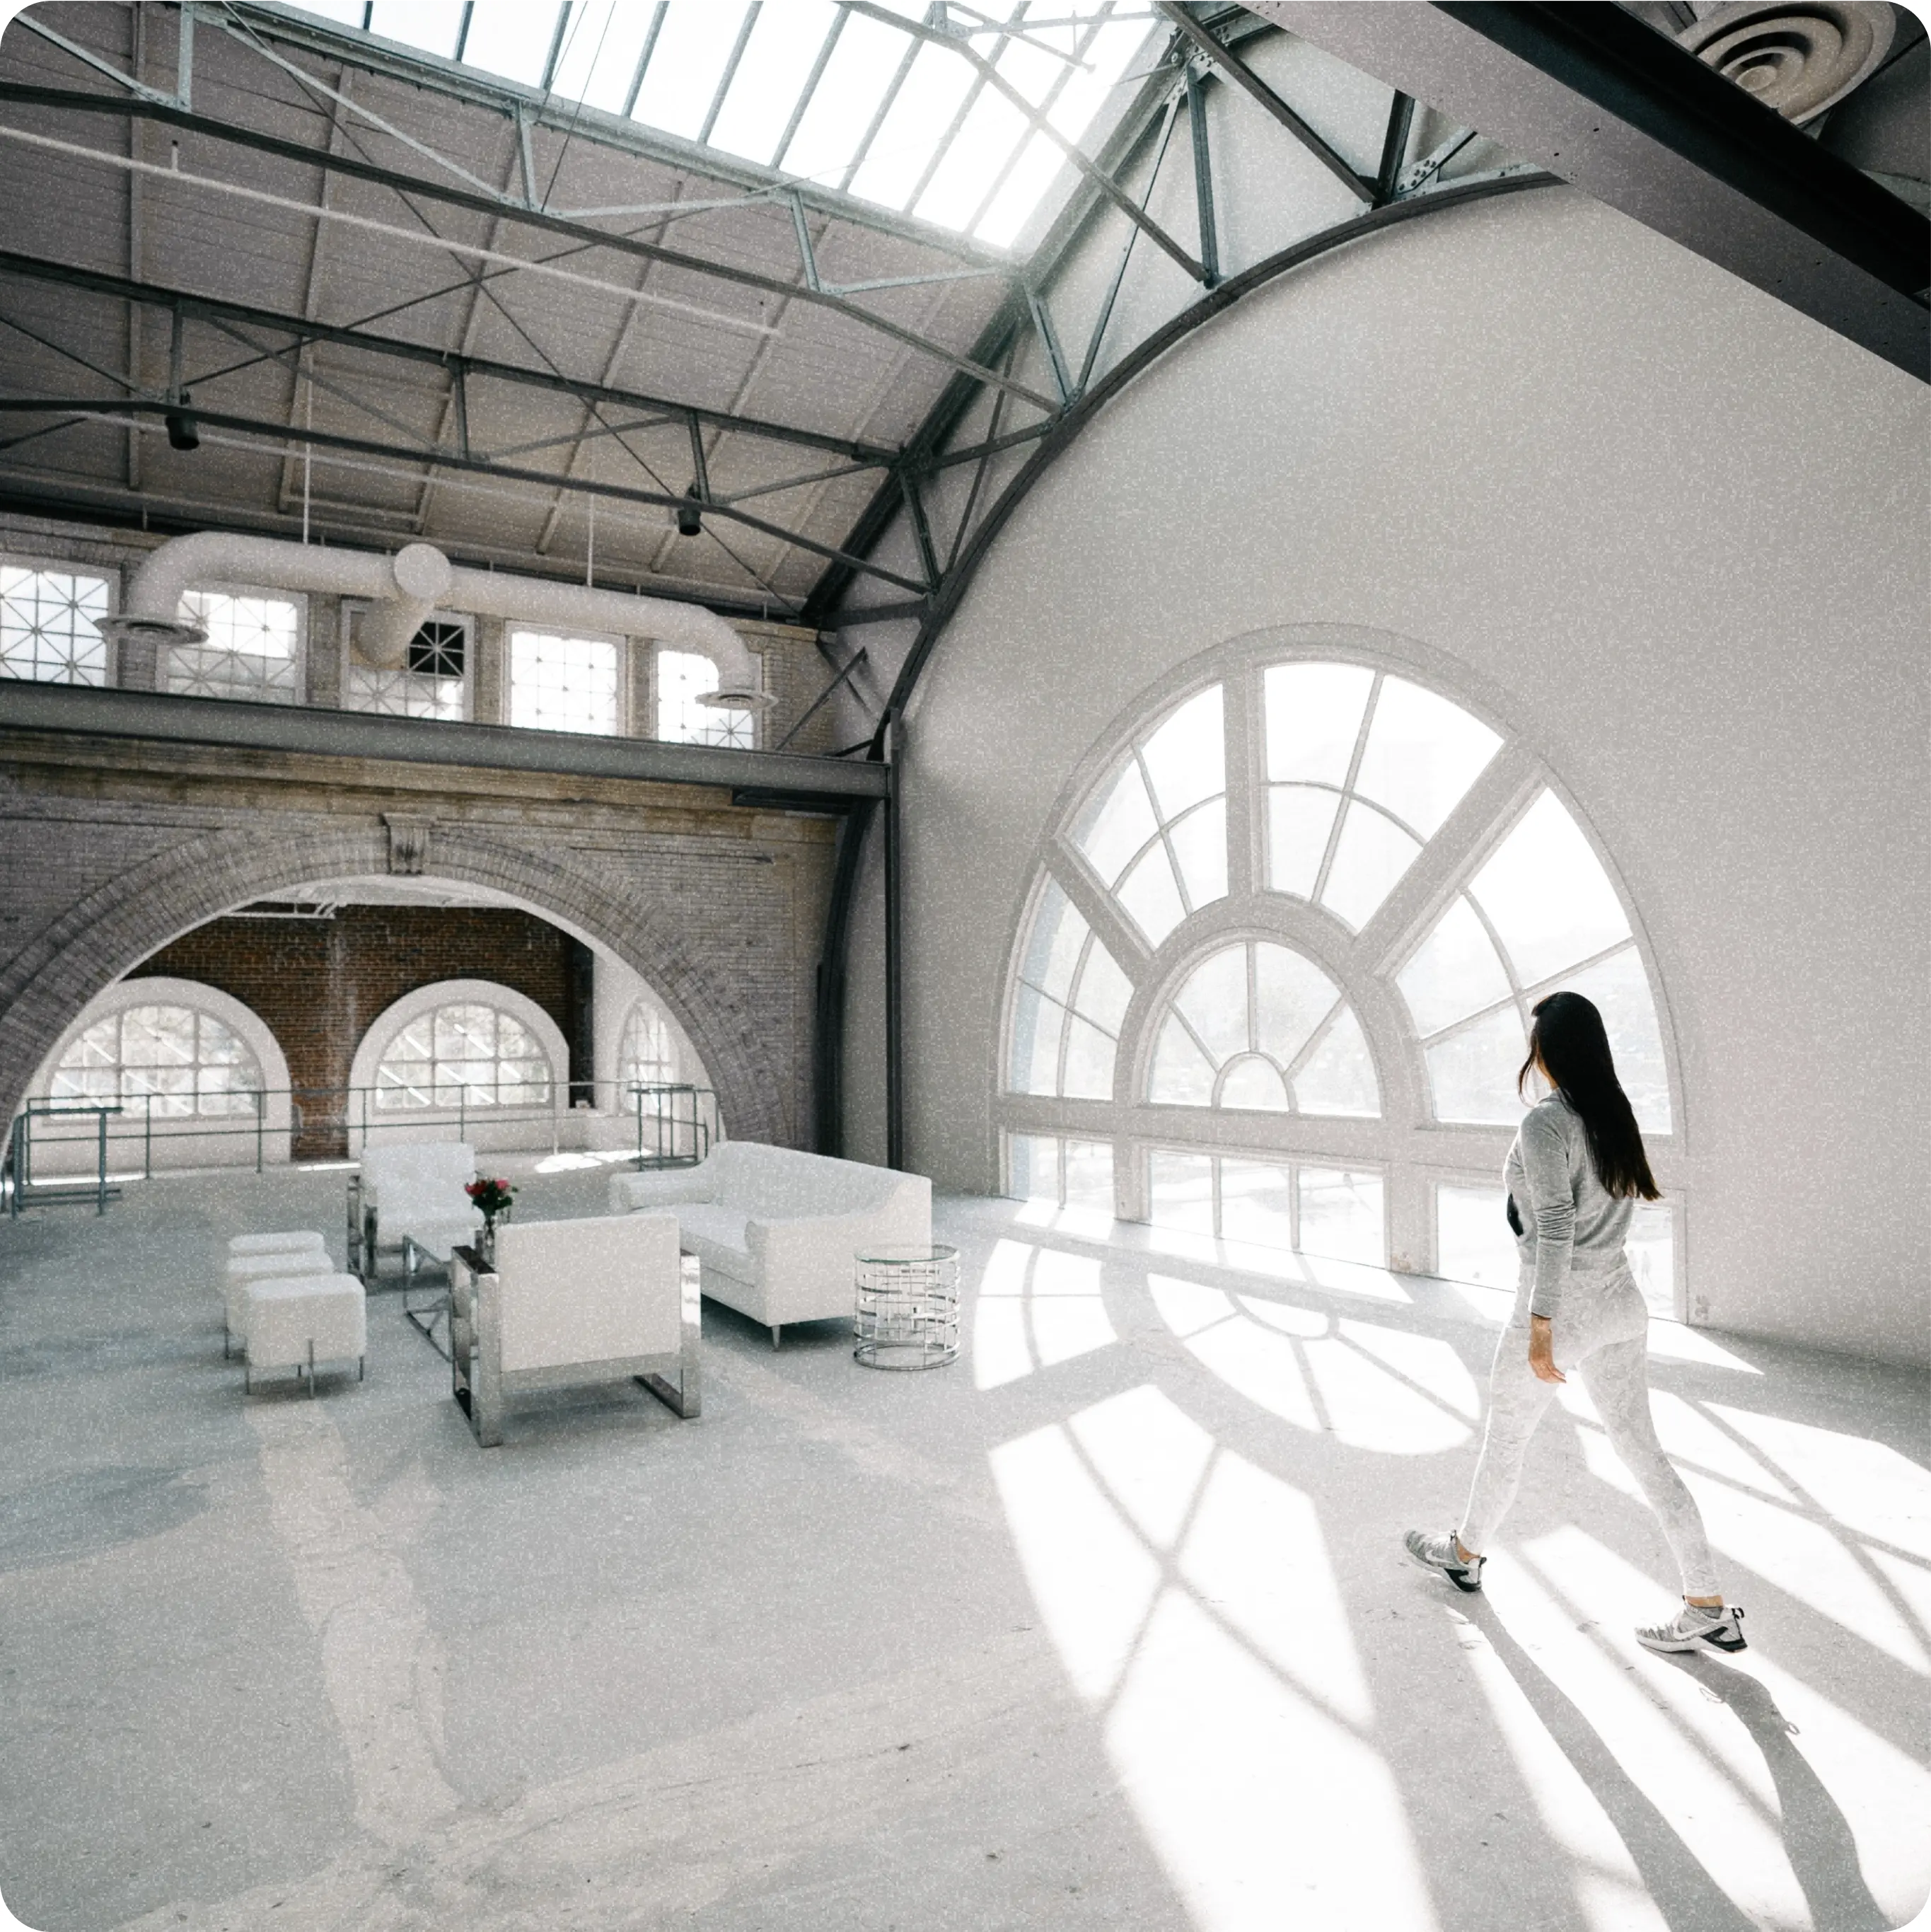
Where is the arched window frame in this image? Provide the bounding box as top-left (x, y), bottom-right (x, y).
top-left (31, 975), bottom-right (294, 1167)
top-left (998, 630), bottom-right (1686, 1307)
top-left (347, 980), bottom-right (567, 1148)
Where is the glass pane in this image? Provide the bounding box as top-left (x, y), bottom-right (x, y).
top-left (1149, 1150), bottom-right (1214, 1236)
top-left (1627, 1201), bottom-right (1675, 1319)
top-left (1220, 1159), bottom-right (1294, 1249)
top-left (1219, 1055), bottom-right (1289, 1111)
top-left (366, 0), bottom-right (466, 58)
top-left (1072, 941), bottom-right (1132, 1035)
top-left (550, 0), bottom-right (661, 115)
top-left (1253, 943), bottom-right (1337, 1068)
top-left (1297, 1167), bottom-right (1384, 1266)
top-left (1149, 1014), bottom-right (1215, 1105)
top-left (460, 0), bottom-right (562, 85)
top-left (1139, 686), bottom-right (1224, 821)
top-left (1009, 985), bottom-right (1065, 1094)
top-left (1173, 945), bottom-right (1248, 1063)
top-left (1398, 896), bottom-right (1514, 1039)
top-left (1062, 1016), bottom-right (1116, 1101)
top-left (1062, 1140), bottom-right (1115, 1216)
top-left (0, 567), bottom-right (110, 686)
top-left (1425, 1006), bottom-right (1529, 1126)
top-left (1115, 845), bottom-right (1186, 947)
top-left (974, 129), bottom-right (1062, 245)
top-left (1562, 944), bottom-right (1672, 1133)
top-left (1073, 760), bottom-right (1159, 886)
top-left (511, 632), bottom-right (620, 736)
top-left (1293, 1005), bottom-right (1381, 1118)
top-left (915, 83), bottom-right (1030, 229)
top-left (658, 647), bottom-right (753, 746)
top-left (1469, 790), bottom-right (1630, 985)
top-left (1166, 800), bottom-right (1228, 913)
top-left (849, 40), bottom-right (978, 210)
top-left (170, 593), bottom-right (301, 704)
top-left (782, 8), bottom-right (912, 186)
top-left (1263, 661), bottom-right (1372, 785)
top-left (630, 1), bottom-right (755, 141)
top-left (121, 1006), bottom-right (193, 1067)
top-left (1352, 676), bottom-right (1500, 839)
top-left (1007, 1133), bottom-right (1055, 1201)
top-left (621, 1002), bottom-right (678, 1085)
top-left (707, 1), bottom-right (838, 161)
top-left (434, 1005), bottom-right (496, 1059)
top-left (1318, 801), bottom-right (1422, 930)
top-left (1436, 1184), bottom-right (1519, 1290)
top-left (1266, 785), bottom-right (1339, 899)
top-left (1019, 879), bottom-right (1087, 1005)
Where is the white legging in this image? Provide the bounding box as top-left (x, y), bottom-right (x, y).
top-left (1459, 1262), bottom-right (1721, 1598)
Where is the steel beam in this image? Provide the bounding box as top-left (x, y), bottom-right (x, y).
top-left (1251, 1), bottom-right (1931, 378)
top-left (0, 396), bottom-right (932, 596)
top-left (0, 682), bottom-right (892, 799)
top-left (0, 250), bottom-right (898, 463)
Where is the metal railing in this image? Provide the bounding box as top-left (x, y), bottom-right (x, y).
top-left (4, 1077), bottom-right (722, 1204)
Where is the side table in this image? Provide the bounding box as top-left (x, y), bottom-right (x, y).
top-left (854, 1244), bottom-right (960, 1370)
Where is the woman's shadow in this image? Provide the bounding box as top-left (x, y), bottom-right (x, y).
top-left (1651, 1650), bottom-right (1891, 1932)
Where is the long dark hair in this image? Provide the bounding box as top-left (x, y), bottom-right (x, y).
top-left (1518, 992), bottom-right (1660, 1201)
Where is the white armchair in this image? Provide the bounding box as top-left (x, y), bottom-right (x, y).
top-left (448, 1213), bottom-right (699, 1447)
top-left (608, 1143), bottom-right (930, 1345)
top-left (349, 1141), bottom-right (479, 1285)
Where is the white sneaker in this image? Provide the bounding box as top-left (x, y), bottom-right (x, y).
top-left (1403, 1527), bottom-right (1485, 1594)
top-left (1635, 1602), bottom-right (1747, 1654)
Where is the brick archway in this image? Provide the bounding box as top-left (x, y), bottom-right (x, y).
top-left (0, 817), bottom-right (790, 1148)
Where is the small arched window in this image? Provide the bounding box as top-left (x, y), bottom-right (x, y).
top-left (1148, 941), bottom-right (1379, 1116)
top-left (374, 1001), bottom-right (554, 1110)
top-left (618, 997), bottom-right (680, 1089)
top-left (50, 1003), bottom-right (262, 1116)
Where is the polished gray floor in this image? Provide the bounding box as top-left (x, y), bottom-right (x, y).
top-left (1, 1165), bottom-right (1926, 1932)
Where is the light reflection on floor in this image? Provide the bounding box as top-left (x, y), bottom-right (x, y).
top-left (961, 1198), bottom-right (1931, 1932)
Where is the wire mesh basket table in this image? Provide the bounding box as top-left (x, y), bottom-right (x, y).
top-left (854, 1244), bottom-right (961, 1370)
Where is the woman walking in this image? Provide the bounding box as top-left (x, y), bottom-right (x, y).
top-left (1404, 991), bottom-right (1746, 1654)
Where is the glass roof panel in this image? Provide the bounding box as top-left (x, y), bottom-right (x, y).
top-left (460, 0), bottom-right (565, 87)
top-left (630, 1), bottom-right (755, 142)
top-left (780, 7), bottom-right (917, 190)
top-left (365, 0), bottom-right (467, 58)
top-left (329, 1), bottom-right (1159, 250)
top-left (550, 0), bottom-right (661, 118)
top-left (849, 41), bottom-right (979, 209)
top-left (708, 1), bottom-right (842, 166)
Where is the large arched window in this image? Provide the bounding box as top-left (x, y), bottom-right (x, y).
top-left (373, 1000), bottom-right (553, 1110)
top-left (617, 997), bottom-right (680, 1089)
top-left (50, 1002), bottom-right (262, 1116)
top-left (1002, 643), bottom-right (1681, 1306)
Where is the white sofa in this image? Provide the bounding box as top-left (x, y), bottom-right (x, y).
top-left (608, 1143), bottom-right (931, 1344)
top-left (449, 1213), bottom-right (699, 1447)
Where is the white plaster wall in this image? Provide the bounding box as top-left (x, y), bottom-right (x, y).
top-left (883, 185), bottom-right (1930, 1365)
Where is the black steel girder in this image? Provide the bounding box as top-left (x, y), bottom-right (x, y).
top-left (1252, 1), bottom-right (1930, 378)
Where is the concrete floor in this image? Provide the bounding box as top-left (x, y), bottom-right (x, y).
top-left (1, 1164), bottom-right (1926, 1932)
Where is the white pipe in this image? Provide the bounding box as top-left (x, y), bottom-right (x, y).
top-left (104, 533), bottom-right (765, 699)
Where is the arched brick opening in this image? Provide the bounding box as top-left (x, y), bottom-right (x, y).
top-left (0, 819), bottom-right (791, 1148)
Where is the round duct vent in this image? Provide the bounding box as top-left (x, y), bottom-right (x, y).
top-left (1678, 2), bottom-right (1897, 123)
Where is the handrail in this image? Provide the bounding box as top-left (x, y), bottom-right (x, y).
top-left (7, 1078), bottom-right (721, 1186)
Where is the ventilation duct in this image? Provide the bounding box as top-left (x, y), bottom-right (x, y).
top-left (1676, 2), bottom-right (1897, 123)
top-left (98, 533), bottom-right (769, 707)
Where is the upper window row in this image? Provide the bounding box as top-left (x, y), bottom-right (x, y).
top-left (311, 1), bottom-right (1152, 248)
top-left (0, 568), bottom-right (755, 746)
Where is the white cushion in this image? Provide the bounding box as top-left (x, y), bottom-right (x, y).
top-left (225, 1249), bottom-right (335, 1335)
top-left (488, 1214), bottom-right (681, 1372)
top-left (361, 1142), bottom-right (477, 1228)
top-left (228, 1230), bottom-right (327, 1258)
top-left (246, 1274), bottom-right (367, 1371)
top-left (677, 1203), bottom-right (751, 1261)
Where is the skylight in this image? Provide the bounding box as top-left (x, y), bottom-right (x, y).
top-left (294, 1), bottom-right (1159, 248)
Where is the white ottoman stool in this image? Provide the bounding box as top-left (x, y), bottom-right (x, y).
top-left (224, 1249), bottom-right (333, 1356)
top-left (245, 1275), bottom-right (368, 1393)
top-left (229, 1230), bottom-right (327, 1259)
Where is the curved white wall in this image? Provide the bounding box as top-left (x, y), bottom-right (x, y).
top-left (886, 185), bottom-right (1929, 1364)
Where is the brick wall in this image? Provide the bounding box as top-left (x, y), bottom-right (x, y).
top-left (129, 906), bottom-right (581, 1156)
